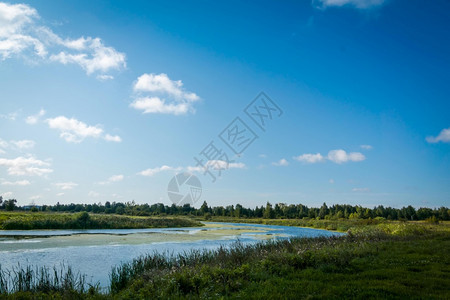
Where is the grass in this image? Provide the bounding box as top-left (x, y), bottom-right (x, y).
top-left (0, 211), bottom-right (203, 230)
top-left (0, 221), bottom-right (449, 299)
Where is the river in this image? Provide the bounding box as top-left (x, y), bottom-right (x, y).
top-left (0, 222), bottom-right (343, 288)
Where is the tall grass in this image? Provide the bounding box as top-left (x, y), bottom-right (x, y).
top-left (0, 263), bottom-right (95, 295)
top-left (0, 212), bottom-right (203, 230)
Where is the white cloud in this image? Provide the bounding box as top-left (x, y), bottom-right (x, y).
top-left (0, 111), bottom-right (19, 121)
top-left (272, 158), bottom-right (289, 166)
top-left (108, 174), bottom-right (124, 182)
top-left (50, 38), bottom-right (126, 75)
top-left (188, 160), bottom-right (246, 172)
top-left (130, 97), bottom-right (191, 115)
top-left (258, 154), bottom-right (267, 158)
top-left (0, 138), bottom-right (35, 152)
top-left (130, 73), bottom-right (200, 115)
top-left (98, 174), bottom-right (124, 184)
top-left (426, 127), bottom-right (450, 144)
top-left (0, 156), bottom-right (52, 176)
top-left (138, 165), bottom-right (180, 176)
top-left (293, 153), bottom-right (325, 164)
top-left (0, 2), bottom-right (125, 78)
top-left (2, 179), bottom-right (30, 186)
top-left (10, 139), bottom-right (35, 149)
top-left (46, 116), bottom-right (121, 143)
top-left (329, 179), bottom-right (335, 184)
top-left (327, 149), bottom-right (365, 164)
top-left (0, 191), bottom-right (13, 198)
top-left (360, 144), bottom-right (373, 150)
top-left (25, 109), bottom-right (46, 124)
top-left (293, 149), bottom-right (366, 164)
top-left (56, 192), bottom-right (64, 196)
top-left (54, 182), bottom-right (77, 190)
top-left (313, 0), bottom-right (385, 9)
top-left (104, 134), bottom-right (122, 143)
top-left (352, 187), bottom-right (370, 192)
top-left (97, 74), bottom-right (114, 81)
top-left (29, 195), bottom-right (41, 200)
top-left (88, 191), bottom-right (100, 197)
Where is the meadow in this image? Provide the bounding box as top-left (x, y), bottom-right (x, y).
top-left (0, 211), bottom-right (203, 230)
top-left (0, 220), bottom-right (448, 299)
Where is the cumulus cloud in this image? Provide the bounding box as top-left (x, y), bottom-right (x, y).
top-left (45, 116), bottom-right (121, 143)
top-left (293, 153), bottom-right (325, 164)
top-left (104, 134), bottom-right (122, 143)
top-left (272, 158), bottom-right (289, 166)
top-left (130, 73), bottom-right (200, 115)
top-left (54, 182), bottom-right (77, 190)
top-left (313, 0), bottom-right (385, 9)
top-left (1, 179), bottom-right (30, 186)
top-left (138, 165), bottom-right (180, 176)
top-left (25, 109), bottom-right (46, 124)
top-left (293, 149), bottom-right (366, 164)
top-left (327, 149), bottom-right (365, 164)
top-left (0, 2), bottom-right (125, 78)
top-left (0, 156), bottom-right (53, 176)
top-left (426, 127), bottom-right (450, 144)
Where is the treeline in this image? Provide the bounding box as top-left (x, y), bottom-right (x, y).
top-left (2, 196), bottom-right (449, 221)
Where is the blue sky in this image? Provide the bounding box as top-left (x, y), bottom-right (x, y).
top-left (0, 0), bottom-right (449, 208)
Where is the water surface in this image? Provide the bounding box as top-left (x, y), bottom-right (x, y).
top-left (0, 222), bottom-right (343, 288)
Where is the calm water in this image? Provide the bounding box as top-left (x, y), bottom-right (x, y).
top-left (0, 222), bottom-right (343, 288)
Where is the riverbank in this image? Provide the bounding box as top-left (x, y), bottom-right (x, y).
top-left (0, 212), bottom-right (203, 230)
top-left (1, 221), bottom-right (448, 298)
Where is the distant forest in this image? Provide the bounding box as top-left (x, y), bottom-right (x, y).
top-left (1, 196), bottom-right (449, 221)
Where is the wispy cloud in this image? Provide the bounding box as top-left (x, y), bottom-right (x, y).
top-left (46, 116), bottom-right (121, 143)
top-left (0, 138), bottom-right (35, 152)
top-left (130, 73), bottom-right (200, 115)
top-left (293, 153), bottom-right (325, 164)
top-left (0, 191), bottom-right (13, 198)
top-left (352, 187), bottom-right (370, 192)
top-left (97, 174), bottom-right (124, 185)
top-left (426, 127), bottom-right (450, 144)
top-left (1, 179), bottom-right (30, 186)
top-left (360, 144), bottom-right (373, 150)
top-left (0, 2), bottom-right (126, 78)
top-left (187, 161), bottom-right (246, 172)
top-left (25, 109), bottom-right (46, 124)
top-left (272, 158), bottom-right (289, 166)
top-left (54, 182), bottom-right (78, 190)
top-left (313, 0), bottom-right (385, 9)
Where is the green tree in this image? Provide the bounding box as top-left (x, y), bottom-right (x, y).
top-left (5, 199), bottom-right (17, 211)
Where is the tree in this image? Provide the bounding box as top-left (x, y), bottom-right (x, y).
top-left (318, 203), bottom-right (328, 219)
top-left (199, 201), bottom-right (209, 216)
top-left (263, 202), bottom-right (275, 219)
top-left (5, 199), bottom-right (17, 211)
